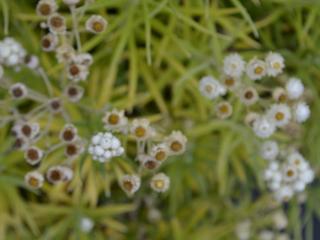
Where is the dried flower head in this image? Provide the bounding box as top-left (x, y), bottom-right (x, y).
top-left (48, 13), bottom-right (66, 34)
top-left (41, 33), bottom-right (59, 52)
top-left (24, 146), bottom-right (43, 165)
top-left (48, 98), bottom-right (63, 113)
top-left (130, 118), bottom-right (154, 141)
top-left (239, 86), bottom-right (259, 106)
top-left (25, 171), bottom-right (44, 189)
top-left (215, 101), bottom-right (233, 119)
top-left (64, 84), bottom-right (84, 102)
top-left (103, 109), bottom-right (128, 132)
top-left (85, 15), bottom-right (108, 34)
top-left (246, 58), bottom-right (267, 80)
top-left (150, 143), bottom-right (169, 162)
top-left (120, 175), bottom-right (141, 196)
top-left (165, 131), bottom-right (187, 156)
top-left (36, 0), bottom-right (58, 17)
top-left (150, 173), bottom-right (170, 193)
top-left (60, 124), bottom-right (78, 143)
top-left (10, 83), bottom-right (28, 99)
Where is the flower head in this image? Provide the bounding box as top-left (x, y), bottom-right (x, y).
top-left (86, 15), bottom-right (108, 34)
top-left (103, 109), bottom-right (128, 132)
top-left (246, 58), bottom-right (267, 80)
top-left (150, 173), bottom-right (170, 193)
top-left (223, 53), bottom-right (245, 78)
top-left (120, 174), bottom-right (141, 196)
top-left (36, 0), bottom-right (58, 17)
top-left (266, 104), bottom-right (291, 127)
top-left (265, 52), bottom-right (285, 77)
top-left (130, 118), bottom-right (155, 141)
top-left (165, 131), bottom-right (187, 156)
top-left (199, 76), bottom-right (226, 100)
top-left (25, 171), bottom-right (44, 189)
top-left (286, 77), bottom-right (304, 99)
top-left (253, 116), bottom-right (276, 138)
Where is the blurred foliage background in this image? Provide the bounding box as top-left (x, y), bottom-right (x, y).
top-left (1, 0), bottom-right (320, 239)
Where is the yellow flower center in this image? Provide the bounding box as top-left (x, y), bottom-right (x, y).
top-left (154, 180), bottom-right (164, 189)
top-left (92, 21), bottom-right (104, 32)
top-left (123, 181), bottom-right (133, 191)
top-left (28, 177), bottom-right (39, 187)
top-left (272, 62), bottom-right (281, 70)
top-left (205, 84), bottom-right (213, 93)
top-left (254, 66), bottom-right (264, 74)
top-left (108, 114), bottom-right (120, 125)
top-left (275, 112), bottom-right (284, 121)
top-left (287, 169), bottom-right (294, 177)
top-left (155, 150), bottom-right (166, 161)
top-left (171, 141), bottom-right (182, 152)
top-left (219, 104), bottom-right (229, 114)
top-left (225, 77), bottom-right (235, 87)
top-left (135, 126), bottom-right (146, 138)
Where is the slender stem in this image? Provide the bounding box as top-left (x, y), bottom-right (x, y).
top-left (70, 5), bottom-right (82, 52)
top-left (37, 67), bottom-right (53, 97)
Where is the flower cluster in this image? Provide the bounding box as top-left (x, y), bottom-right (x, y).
top-left (0, 1), bottom-right (110, 191)
top-left (199, 52), bottom-right (313, 202)
top-left (87, 109), bottom-right (187, 196)
top-left (262, 146), bottom-right (314, 202)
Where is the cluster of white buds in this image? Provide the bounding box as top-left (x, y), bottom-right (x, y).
top-left (0, 37), bottom-right (26, 66)
top-left (88, 132), bottom-right (124, 162)
top-left (262, 143), bottom-right (314, 202)
top-left (199, 52), bottom-right (313, 203)
top-left (93, 109), bottom-right (187, 196)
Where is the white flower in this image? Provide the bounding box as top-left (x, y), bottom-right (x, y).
top-left (246, 58), bottom-right (267, 80)
top-left (60, 124), bottom-right (78, 143)
top-left (222, 75), bottom-right (240, 91)
top-left (275, 185), bottom-right (293, 202)
top-left (272, 210), bottom-right (288, 230)
top-left (272, 87), bottom-right (287, 102)
top-left (235, 220), bottom-right (251, 240)
top-left (138, 154), bottom-right (161, 170)
top-left (130, 118), bottom-right (155, 141)
top-left (0, 37), bottom-right (26, 66)
top-left (260, 141), bottom-right (279, 160)
top-left (13, 121), bottom-right (39, 140)
top-left (25, 55), bottom-right (39, 69)
top-left (67, 62), bottom-right (89, 82)
top-left (215, 101), bottom-right (233, 119)
top-left (199, 76), bottom-right (225, 100)
top-left (10, 83), bottom-right (28, 99)
top-left (36, 0), bottom-right (58, 17)
top-left (165, 131), bottom-right (187, 155)
top-left (223, 53), bottom-right (245, 78)
top-left (80, 217), bottom-right (94, 233)
top-left (41, 33), bottom-right (59, 52)
top-left (253, 116), bottom-right (276, 138)
top-left (293, 102), bottom-right (310, 123)
top-left (150, 173), bottom-right (170, 193)
top-left (258, 230), bottom-right (274, 240)
top-left (150, 143), bottom-right (169, 162)
top-left (103, 109), bottom-right (128, 132)
top-left (86, 15), bottom-right (108, 34)
top-left (266, 104), bottom-right (291, 127)
top-left (56, 44), bottom-right (75, 63)
top-left (48, 13), bottom-right (66, 34)
top-left (88, 132), bottom-right (124, 162)
top-left (239, 86), bottom-right (259, 106)
top-left (25, 171), bottom-right (44, 189)
top-left (299, 169), bottom-right (314, 184)
top-left (120, 175), bottom-right (141, 196)
top-left (72, 53), bottom-right (93, 66)
top-left (282, 164), bottom-right (298, 183)
top-left (64, 84), bottom-right (84, 102)
top-left (286, 77), bottom-right (304, 99)
top-left (265, 52), bottom-right (285, 77)
top-left (24, 146), bottom-right (43, 165)
top-left (46, 165), bottom-right (73, 184)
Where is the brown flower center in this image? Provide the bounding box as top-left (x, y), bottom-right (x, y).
top-left (123, 181), bottom-right (133, 191)
top-left (22, 124), bottom-right (32, 137)
top-left (41, 38), bottom-right (51, 48)
top-left (39, 3), bottom-right (51, 16)
top-left (12, 87), bottom-right (23, 98)
top-left (50, 16), bottom-right (64, 28)
top-left (244, 91), bottom-right (253, 99)
top-left (219, 104), bottom-right (229, 114)
top-left (67, 87), bottom-right (78, 97)
top-left (27, 148), bottom-right (39, 161)
top-left (69, 64), bottom-right (80, 76)
top-left (66, 144), bottom-right (77, 156)
top-left (225, 77), bottom-right (235, 87)
top-left (108, 114), bottom-right (120, 125)
top-left (170, 141), bottom-right (182, 152)
top-left (287, 169), bottom-right (294, 177)
top-left (92, 21), bottom-right (104, 32)
top-left (144, 160), bottom-right (157, 170)
top-left (63, 129), bottom-right (75, 141)
top-left (50, 170), bottom-right (62, 181)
